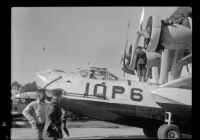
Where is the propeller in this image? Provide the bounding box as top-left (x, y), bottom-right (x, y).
top-left (137, 7), bottom-right (145, 41)
top-left (119, 55), bottom-right (123, 65)
top-left (143, 16), bottom-right (153, 49)
top-left (119, 20), bottom-right (130, 78)
top-left (131, 7), bottom-right (146, 69)
top-left (124, 21), bottom-right (130, 52)
top-left (139, 7), bottom-right (145, 31)
top-left (120, 7), bottom-right (148, 78)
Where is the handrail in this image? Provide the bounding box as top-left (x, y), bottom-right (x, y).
top-left (63, 92), bottom-right (108, 100)
top-left (43, 76), bottom-right (63, 88)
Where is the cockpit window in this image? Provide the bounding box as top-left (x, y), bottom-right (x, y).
top-left (79, 70), bottom-right (89, 78)
top-left (79, 68), bottom-right (119, 81)
top-left (108, 72), bottom-right (118, 80)
top-left (89, 70), bottom-right (106, 80)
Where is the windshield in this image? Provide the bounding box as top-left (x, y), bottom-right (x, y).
top-left (79, 68), bottom-right (119, 81)
top-left (89, 70), bottom-right (106, 80)
top-left (79, 70), bottom-right (89, 78)
top-left (108, 72), bottom-right (118, 80)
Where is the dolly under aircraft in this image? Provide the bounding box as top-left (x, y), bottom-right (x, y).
top-left (34, 66), bottom-right (191, 139)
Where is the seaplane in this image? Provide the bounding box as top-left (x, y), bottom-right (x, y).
top-left (34, 66), bottom-right (191, 139)
top-left (34, 7), bottom-right (192, 139)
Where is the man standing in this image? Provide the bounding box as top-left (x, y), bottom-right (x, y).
top-left (22, 89), bottom-right (48, 140)
top-left (135, 46), bottom-right (147, 82)
top-left (43, 89), bottom-right (69, 140)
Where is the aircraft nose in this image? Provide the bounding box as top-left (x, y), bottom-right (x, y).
top-left (35, 69), bottom-right (51, 88)
top-left (36, 70), bottom-right (50, 81)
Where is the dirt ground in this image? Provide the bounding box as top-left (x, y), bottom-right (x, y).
top-left (11, 120), bottom-right (192, 139)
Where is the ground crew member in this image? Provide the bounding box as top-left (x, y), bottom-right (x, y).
top-left (43, 89), bottom-right (69, 140)
top-left (90, 70), bottom-right (96, 79)
top-left (22, 89), bottom-right (48, 140)
top-left (135, 46), bottom-right (147, 82)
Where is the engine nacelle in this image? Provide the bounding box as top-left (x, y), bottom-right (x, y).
top-left (145, 15), bottom-right (192, 51)
top-left (127, 51), bottom-right (161, 71)
top-left (145, 16), bottom-right (162, 52)
top-left (146, 51), bottom-right (161, 68)
top-left (160, 24), bottom-right (192, 50)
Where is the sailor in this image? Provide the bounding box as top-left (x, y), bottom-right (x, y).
top-left (43, 89), bottom-right (69, 140)
top-left (135, 46), bottom-right (147, 82)
top-left (22, 89), bottom-right (48, 140)
top-left (90, 70), bottom-right (96, 79)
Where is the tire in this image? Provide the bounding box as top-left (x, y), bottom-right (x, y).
top-left (143, 128), bottom-right (157, 138)
top-left (157, 124), bottom-right (167, 139)
top-left (160, 124), bottom-right (181, 139)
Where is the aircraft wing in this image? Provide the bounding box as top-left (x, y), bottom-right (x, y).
top-left (151, 74), bottom-right (192, 119)
top-left (158, 74), bottom-right (192, 89)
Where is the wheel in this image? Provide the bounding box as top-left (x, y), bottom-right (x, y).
top-left (160, 124), bottom-right (181, 139)
top-left (157, 124), bottom-right (167, 139)
top-left (143, 128), bottom-right (157, 138)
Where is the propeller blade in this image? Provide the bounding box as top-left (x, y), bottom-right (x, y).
top-left (129, 45), bottom-right (132, 54)
top-left (123, 54), bottom-right (126, 68)
top-left (139, 7), bottom-right (145, 31)
top-left (135, 33), bottom-right (142, 51)
top-left (121, 20), bottom-right (130, 69)
top-left (121, 65), bottom-right (125, 78)
top-left (119, 55), bottom-right (124, 65)
top-left (122, 66), bottom-right (125, 78)
top-left (130, 32), bottom-right (142, 69)
top-left (138, 30), bottom-right (150, 39)
top-left (130, 7), bottom-right (145, 68)
top-left (124, 20), bottom-right (130, 54)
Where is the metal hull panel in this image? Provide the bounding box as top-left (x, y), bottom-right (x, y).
top-left (61, 97), bottom-right (165, 128)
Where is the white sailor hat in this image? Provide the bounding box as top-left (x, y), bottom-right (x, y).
top-left (46, 88), bottom-right (63, 97)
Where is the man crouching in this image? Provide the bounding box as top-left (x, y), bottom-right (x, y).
top-left (43, 89), bottom-right (69, 140)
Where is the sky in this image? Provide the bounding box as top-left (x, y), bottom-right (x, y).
top-left (11, 7), bottom-right (176, 85)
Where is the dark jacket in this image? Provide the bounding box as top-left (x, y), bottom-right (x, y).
top-left (135, 49), bottom-right (147, 65)
top-left (43, 98), bottom-right (67, 138)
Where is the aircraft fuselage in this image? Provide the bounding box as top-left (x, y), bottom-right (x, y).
top-left (35, 69), bottom-right (191, 133)
top-left (35, 70), bottom-right (166, 129)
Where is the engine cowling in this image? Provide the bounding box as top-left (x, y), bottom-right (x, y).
top-left (160, 23), bottom-right (192, 50)
top-left (145, 15), bottom-right (162, 52)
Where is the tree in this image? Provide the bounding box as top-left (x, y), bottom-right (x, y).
top-left (22, 81), bottom-right (38, 93)
top-left (11, 81), bottom-right (38, 93)
top-left (11, 81), bottom-right (21, 91)
top-left (19, 86), bottom-right (25, 93)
